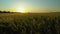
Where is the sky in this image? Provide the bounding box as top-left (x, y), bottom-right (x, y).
top-left (0, 0), bottom-right (60, 13)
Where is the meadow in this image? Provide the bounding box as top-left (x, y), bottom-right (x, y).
top-left (0, 12), bottom-right (60, 34)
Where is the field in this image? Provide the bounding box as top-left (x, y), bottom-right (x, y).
top-left (0, 12), bottom-right (60, 34)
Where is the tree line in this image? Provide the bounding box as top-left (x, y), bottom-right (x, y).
top-left (0, 10), bottom-right (10, 13)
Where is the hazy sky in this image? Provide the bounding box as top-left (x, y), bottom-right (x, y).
top-left (0, 0), bottom-right (60, 12)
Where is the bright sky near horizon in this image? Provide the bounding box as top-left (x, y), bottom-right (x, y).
top-left (0, 0), bottom-right (60, 13)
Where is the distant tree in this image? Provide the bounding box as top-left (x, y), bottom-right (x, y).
top-left (0, 11), bottom-right (2, 13)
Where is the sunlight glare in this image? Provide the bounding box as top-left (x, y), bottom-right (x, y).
top-left (18, 7), bottom-right (26, 13)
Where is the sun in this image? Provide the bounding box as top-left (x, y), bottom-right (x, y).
top-left (18, 7), bottom-right (26, 13)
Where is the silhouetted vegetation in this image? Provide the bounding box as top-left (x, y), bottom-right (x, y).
top-left (0, 13), bottom-right (60, 34)
top-left (0, 10), bottom-right (10, 13)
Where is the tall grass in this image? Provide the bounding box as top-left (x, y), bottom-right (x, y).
top-left (0, 13), bottom-right (60, 34)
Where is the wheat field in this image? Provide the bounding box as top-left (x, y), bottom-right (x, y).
top-left (0, 13), bottom-right (60, 34)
